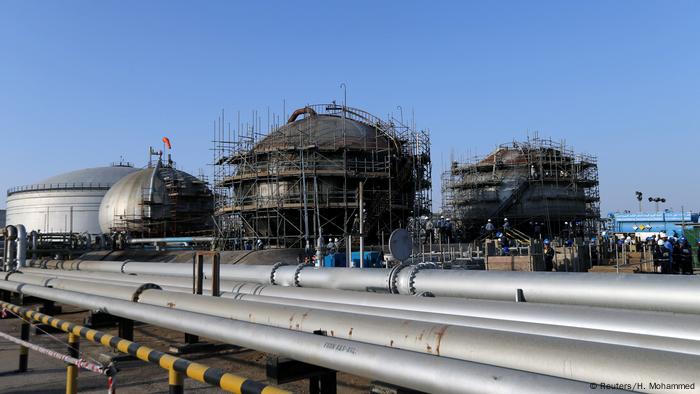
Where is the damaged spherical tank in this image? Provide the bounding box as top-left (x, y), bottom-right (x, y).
top-left (216, 104), bottom-right (432, 247)
top-left (6, 164), bottom-right (138, 234)
top-left (98, 163), bottom-right (214, 236)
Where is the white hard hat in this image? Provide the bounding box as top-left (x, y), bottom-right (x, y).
top-left (657, 240), bottom-right (665, 246)
top-left (446, 218), bottom-right (450, 221)
top-left (659, 232), bottom-right (667, 238)
top-left (504, 218), bottom-right (508, 221)
top-left (334, 238), bottom-right (338, 242)
top-left (329, 238), bottom-right (332, 242)
top-left (488, 219), bottom-right (492, 222)
top-left (440, 215), bottom-right (444, 218)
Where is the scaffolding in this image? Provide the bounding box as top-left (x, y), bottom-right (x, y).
top-left (107, 153), bottom-right (214, 237)
top-left (212, 103), bottom-right (432, 249)
top-left (442, 135), bottom-right (600, 240)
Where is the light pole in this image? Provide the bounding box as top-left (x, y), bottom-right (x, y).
top-left (635, 191), bottom-right (643, 212)
top-left (648, 197), bottom-right (666, 212)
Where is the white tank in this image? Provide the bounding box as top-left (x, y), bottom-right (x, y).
top-left (5, 165), bottom-right (138, 234)
top-left (98, 164), bottom-right (213, 236)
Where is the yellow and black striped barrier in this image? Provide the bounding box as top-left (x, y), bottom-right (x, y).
top-left (1, 301), bottom-right (291, 394)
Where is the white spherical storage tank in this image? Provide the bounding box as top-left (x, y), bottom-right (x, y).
top-left (5, 165), bottom-right (138, 234)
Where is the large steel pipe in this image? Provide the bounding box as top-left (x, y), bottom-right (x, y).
top-left (48, 260), bottom-right (700, 314)
top-left (228, 283), bottom-right (700, 341)
top-left (13, 269), bottom-right (700, 355)
top-left (5, 272), bottom-right (160, 301)
top-left (21, 266), bottom-right (700, 341)
top-left (135, 289), bottom-right (700, 389)
top-left (404, 270), bottom-right (700, 313)
top-left (0, 281), bottom-right (604, 394)
top-left (223, 292), bottom-right (700, 356)
top-left (20, 267), bottom-right (239, 294)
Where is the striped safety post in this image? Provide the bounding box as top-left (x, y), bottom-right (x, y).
top-left (169, 368), bottom-right (184, 394)
top-left (66, 333), bottom-right (79, 394)
top-left (19, 320), bottom-right (29, 372)
top-left (0, 301), bottom-right (290, 394)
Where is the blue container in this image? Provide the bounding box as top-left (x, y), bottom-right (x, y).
top-left (351, 251), bottom-right (384, 268)
top-left (323, 253), bottom-right (347, 267)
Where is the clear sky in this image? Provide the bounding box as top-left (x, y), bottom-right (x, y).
top-left (1, 1), bottom-right (698, 214)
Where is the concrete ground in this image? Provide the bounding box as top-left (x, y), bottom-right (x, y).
top-left (0, 303), bottom-right (369, 393)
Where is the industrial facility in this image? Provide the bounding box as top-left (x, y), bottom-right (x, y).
top-left (442, 136), bottom-right (600, 240)
top-left (213, 103), bottom-right (432, 249)
top-left (1, 103), bottom-right (699, 394)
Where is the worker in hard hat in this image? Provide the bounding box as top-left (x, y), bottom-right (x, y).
top-left (503, 218), bottom-right (511, 231)
top-left (543, 239), bottom-right (555, 271)
top-left (485, 219), bottom-right (495, 239)
top-left (678, 237), bottom-right (693, 275)
top-left (327, 238), bottom-right (337, 255)
top-left (653, 239), bottom-right (671, 274)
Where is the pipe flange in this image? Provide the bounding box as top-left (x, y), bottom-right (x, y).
top-left (269, 262), bottom-right (289, 285)
top-left (120, 260), bottom-right (131, 273)
top-left (293, 263), bottom-right (313, 287)
top-left (408, 263), bottom-right (433, 295)
top-left (388, 263), bottom-right (410, 294)
top-left (132, 283), bottom-right (162, 302)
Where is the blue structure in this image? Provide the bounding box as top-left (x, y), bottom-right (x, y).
top-left (323, 251), bottom-right (384, 268)
top-left (608, 210), bottom-right (699, 236)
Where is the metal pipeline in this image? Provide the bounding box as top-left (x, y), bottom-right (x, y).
top-left (133, 289), bottom-right (700, 389)
top-left (20, 266), bottom-right (700, 342)
top-left (71, 262), bottom-right (700, 314)
top-left (16, 224), bottom-right (27, 269)
top-left (0, 300), bottom-right (288, 394)
top-left (9, 268), bottom-right (700, 356)
top-left (29, 231), bottom-right (38, 260)
top-left (226, 282), bottom-right (700, 342)
top-left (0, 281), bottom-right (602, 394)
top-left (8, 270), bottom-right (700, 381)
top-left (46, 260), bottom-right (700, 314)
top-left (20, 267), bottom-right (240, 294)
top-left (221, 292), bottom-right (700, 356)
top-left (5, 272), bottom-right (161, 301)
top-left (127, 237), bottom-right (215, 245)
top-left (3, 225), bottom-right (18, 271)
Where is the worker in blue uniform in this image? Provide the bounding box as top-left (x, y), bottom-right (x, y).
top-left (678, 237), bottom-right (693, 275)
top-left (543, 239), bottom-right (555, 271)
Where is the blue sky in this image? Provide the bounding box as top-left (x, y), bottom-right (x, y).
top-left (1, 1), bottom-right (698, 214)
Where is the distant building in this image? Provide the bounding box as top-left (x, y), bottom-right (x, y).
top-left (608, 211), bottom-right (699, 237)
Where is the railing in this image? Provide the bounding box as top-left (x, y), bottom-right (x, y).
top-left (7, 183), bottom-right (113, 196)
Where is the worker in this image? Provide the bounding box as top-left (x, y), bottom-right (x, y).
top-left (653, 239), bottom-right (671, 274)
top-left (543, 239), bottom-right (555, 271)
top-left (326, 238), bottom-right (336, 255)
top-left (425, 219), bottom-right (434, 244)
top-left (500, 235), bottom-right (510, 256)
top-left (485, 219), bottom-right (495, 238)
top-left (445, 218), bottom-right (453, 242)
top-left (503, 218), bottom-right (511, 231)
top-left (678, 237), bottom-right (693, 275)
